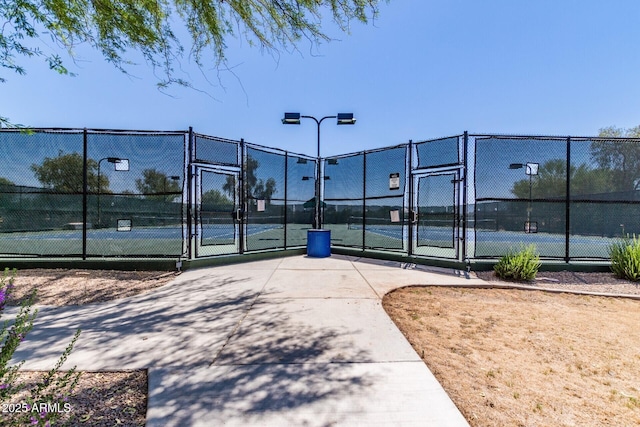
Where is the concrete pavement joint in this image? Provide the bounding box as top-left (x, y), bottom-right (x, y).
top-left (209, 258), bottom-right (284, 366)
top-left (351, 261), bottom-right (383, 300)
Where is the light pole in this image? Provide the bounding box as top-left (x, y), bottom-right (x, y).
top-left (282, 112), bottom-right (355, 229)
top-left (509, 162), bottom-right (539, 232)
top-left (97, 157), bottom-right (129, 228)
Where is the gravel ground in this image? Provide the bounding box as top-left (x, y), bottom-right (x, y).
top-left (2, 266), bottom-right (638, 426)
top-left (474, 269), bottom-right (640, 296)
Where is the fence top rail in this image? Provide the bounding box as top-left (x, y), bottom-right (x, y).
top-left (244, 141), bottom-right (317, 161)
top-left (412, 134), bottom-right (464, 145)
top-left (193, 133), bottom-right (240, 145)
top-left (471, 133), bottom-right (640, 142)
top-left (0, 127), bottom-right (189, 135)
top-left (323, 142), bottom-right (409, 160)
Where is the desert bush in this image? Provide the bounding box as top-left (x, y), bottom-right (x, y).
top-left (494, 245), bottom-right (541, 281)
top-left (0, 268), bottom-right (81, 426)
top-left (609, 235), bottom-right (640, 282)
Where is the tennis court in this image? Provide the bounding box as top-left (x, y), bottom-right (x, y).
top-left (1, 128), bottom-right (638, 263)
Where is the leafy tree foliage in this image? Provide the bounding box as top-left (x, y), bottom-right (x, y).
top-left (0, 0), bottom-right (383, 97)
top-left (135, 168), bottom-right (181, 201)
top-left (511, 126), bottom-right (640, 199)
top-left (223, 155), bottom-right (277, 208)
top-left (591, 126), bottom-right (640, 191)
top-left (0, 177), bottom-right (16, 207)
top-left (511, 159), bottom-right (616, 199)
top-left (30, 151), bottom-right (109, 193)
top-left (202, 189), bottom-right (233, 207)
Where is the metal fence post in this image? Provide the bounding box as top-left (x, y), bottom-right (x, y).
top-left (362, 151), bottom-right (367, 250)
top-left (82, 128), bottom-right (88, 260)
top-left (565, 136), bottom-right (571, 263)
top-left (463, 131), bottom-right (469, 263)
top-left (239, 138), bottom-right (245, 254)
top-left (187, 127), bottom-right (193, 259)
top-left (284, 152), bottom-right (288, 249)
top-left (408, 140), bottom-right (414, 256)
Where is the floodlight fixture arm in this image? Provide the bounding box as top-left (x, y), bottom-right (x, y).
top-left (299, 115), bottom-right (336, 229)
top-left (300, 115), bottom-right (336, 159)
top-left (282, 112), bottom-right (355, 229)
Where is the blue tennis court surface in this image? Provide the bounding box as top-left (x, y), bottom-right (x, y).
top-left (0, 222), bottom-right (619, 259)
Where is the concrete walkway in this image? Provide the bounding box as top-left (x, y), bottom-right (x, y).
top-left (11, 255), bottom-right (487, 426)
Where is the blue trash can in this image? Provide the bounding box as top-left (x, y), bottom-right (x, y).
top-left (307, 229), bottom-right (331, 258)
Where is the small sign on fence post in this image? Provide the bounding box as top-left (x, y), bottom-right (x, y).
top-left (389, 173), bottom-right (400, 190)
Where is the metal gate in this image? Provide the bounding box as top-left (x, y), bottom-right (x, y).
top-left (411, 168), bottom-right (463, 259)
top-left (193, 165), bottom-right (241, 257)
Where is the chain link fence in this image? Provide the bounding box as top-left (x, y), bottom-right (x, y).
top-left (1, 127), bottom-right (638, 262)
top-left (323, 145), bottom-right (408, 252)
top-left (473, 135), bottom-right (640, 260)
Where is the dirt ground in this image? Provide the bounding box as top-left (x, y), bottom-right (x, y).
top-left (383, 285), bottom-right (640, 427)
top-left (5, 268), bottom-right (178, 306)
top-left (2, 269), bottom-right (177, 427)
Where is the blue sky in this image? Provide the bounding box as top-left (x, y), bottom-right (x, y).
top-left (3, 0), bottom-right (640, 158)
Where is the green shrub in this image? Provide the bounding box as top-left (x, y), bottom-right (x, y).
top-left (1, 268), bottom-right (82, 426)
top-left (494, 245), bottom-right (541, 281)
top-left (609, 235), bottom-right (640, 281)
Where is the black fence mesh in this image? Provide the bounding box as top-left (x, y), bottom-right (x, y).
top-left (86, 132), bottom-right (186, 256)
top-left (411, 137), bottom-right (464, 259)
top-left (194, 134), bottom-right (239, 166)
top-left (416, 136), bottom-right (460, 168)
top-left (363, 146), bottom-right (407, 251)
top-left (286, 153), bottom-right (316, 247)
top-left (323, 146), bottom-right (408, 252)
top-left (415, 173), bottom-right (457, 249)
top-left (323, 153), bottom-right (365, 248)
top-left (569, 138), bottom-right (640, 259)
top-left (0, 130), bottom-right (85, 256)
top-left (245, 146), bottom-right (286, 251)
top-left (0, 129), bottom-right (187, 258)
top-left (474, 136), bottom-right (568, 258)
top-left (473, 135), bottom-right (640, 259)
top-left (2, 127), bottom-right (639, 262)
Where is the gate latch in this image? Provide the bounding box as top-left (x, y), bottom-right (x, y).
top-left (410, 210), bottom-right (418, 224)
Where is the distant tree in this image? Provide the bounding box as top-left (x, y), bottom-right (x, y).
top-left (223, 156), bottom-right (277, 209)
top-left (591, 126), bottom-right (640, 191)
top-left (0, 177), bottom-right (16, 206)
top-left (512, 159), bottom-right (566, 199)
top-left (252, 177), bottom-right (277, 204)
top-left (202, 189), bottom-right (233, 207)
top-left (135, 169), bottom-right (181, 202)
top-left (0, 177), bottom-right (14, 186)
top-left (511, 159), bottom-right (615, 199)
top-left (30, 151), bottom-right (109, 193)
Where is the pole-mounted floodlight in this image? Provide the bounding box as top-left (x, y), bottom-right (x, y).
top-left (97, 157), bottom-right (130, 228)
top-left (336, 113), bottom-right (356, 125)
top-left (509, 162), bottom-right (539, 175)
top-left (508, 161), bottom-right (539, 232)
top-left (525, 162), bottom-right (539, 176)
top-left (282, 112), bottom-right (301, 125)
top-left (282, 111), bottom-right (356, 229)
